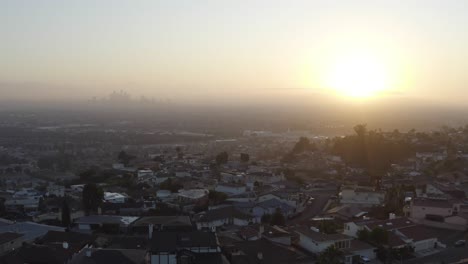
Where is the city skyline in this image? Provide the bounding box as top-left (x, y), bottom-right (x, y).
top-left (2, 0), bottom-right (468, 105)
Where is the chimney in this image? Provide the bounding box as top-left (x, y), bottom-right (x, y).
top-left (62, 242), bottom-right (69, 249)
top-left (258, 225), bottom-right (264, 238)
top-left (148, 224), bottom-right (154, 239)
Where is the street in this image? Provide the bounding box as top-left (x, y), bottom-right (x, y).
top-left (289, 190), bottom-right (335, 225)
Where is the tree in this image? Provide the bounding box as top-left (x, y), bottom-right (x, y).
top-left (61, 199), bottom-right (71, 227)
top-left (318, 220), bottom-right (339, 234)
top-left (117, 151), bottom-right (135, 166)
top-left (0, 198), bottom-right (5, 216)
top-left (208, 190), bottom-right (227, 205)
top-left (317, 245), bottom-right (343, 264)
top-left (357, 229), bottom-right (370, 242)
top-left (38, 197), bottom-right (47, 213)
top-left (82, 183), bottom-right (104, 215)
top-left (240, 153), bottom-right (250, 163)
top-left (159, 178), bottom-right (183, 193)
top-left (292, 137), bottom-right (316, 153)
top-left (370, 227), bottom-right (389, 245)
top-left (261, 213), bottom-right (271, 224)
top-left (215, 151), bottom-right (228, 165)
top-left (270, 208), bottom-right (285, 226)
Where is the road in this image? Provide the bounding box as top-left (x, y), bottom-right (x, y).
top-left (289, 190), bottom-right (335, 225)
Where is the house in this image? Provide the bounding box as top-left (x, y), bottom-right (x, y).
top-left (131, 216), bottom-right (193, 233)
top-left (343, 240), bottom-right (377, 264)
top-left (103, 192), bottom-right (128, 203)
top-left (194, 206), bottom-right (254, 230)
top-left (0, 232), bottom-right (23, 256)
top-left (215, 183), bottom-right (246, 196)
top-left (177, 189), bottom-right (208, 202)
top-left (1, 243), bottom-right (76, 264)
top-left (149, 231), bottom-right (222, 264)
top-left (223, 238), bottom-right (312, 264)
top-left (253, 198), bottom-right (295, 218)
top-left (294, 226), bottom-right (353, 254)
top-left (37, 230), bottom-right (95, 252)
top-left (0, 221), bottom-right (65, 242)
top-left (409, 198), bottom-right (455, 220)
top-left (137, 169), bottom-right (154, 179)
top-left (261, 225), bottom-right (293, 246)
top-left (394, 225), bottom-right (439, 252)
top-left (323, 205), bottom-right (368, 221)
top-left (69, 248), bottom-right (147, 264)
top-left (74, 215), bottom-right (139, 233)
top-left (343, 217), bottom-right (442, 253)
top-left (343, 217), bottom-right (416, 237)
top-left (339, 186), bottom-right (385, 206)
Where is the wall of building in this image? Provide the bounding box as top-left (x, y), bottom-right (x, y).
top-left (410, 205), bottom-right (452, 219)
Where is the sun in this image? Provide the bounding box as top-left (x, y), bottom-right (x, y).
top-left (324, 53), bottom-right (390, 98)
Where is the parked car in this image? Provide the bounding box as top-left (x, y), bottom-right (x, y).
top-left (360, 256), bottom-right (370, 263)
top-left (455, 240), bottom-right (466, 247)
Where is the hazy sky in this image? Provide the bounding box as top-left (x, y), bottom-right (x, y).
top-left (1, 0), bottom-right (467, 104)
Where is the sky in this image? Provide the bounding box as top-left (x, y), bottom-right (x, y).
top-left (1, 0), bottom-right (467, 104)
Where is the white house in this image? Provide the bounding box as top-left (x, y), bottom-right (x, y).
top-left (103, 192), bottom-right (127, 203)
top-left (340, 186), bottom-right (385, 206)
top-left (194, 206), bottom-right (254, 230)
top-left (137, 169), bottom-right (154, 179)
top-left (409, 198), bottom-right (455, 220)
top-left (295, 226), bottom-right (352, 254)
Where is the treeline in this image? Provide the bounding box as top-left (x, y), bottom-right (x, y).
top-left (332, 124), bottom-right (414, 175)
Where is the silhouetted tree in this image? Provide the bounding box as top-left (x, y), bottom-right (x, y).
top-left (208, 190), bottom-right (227, 205)
top-left (61, 199), bottom-right (71, 227)
top-left (82, 183), bottom-right (104, 215)
top-left (117, 151), bottom-right (135, 166)
top-left (215, 151), bottom-right (228, 165)
top-left (261, 213), bottom-right (271, 224)
top-left (270, 208), bottom-right (285, 226)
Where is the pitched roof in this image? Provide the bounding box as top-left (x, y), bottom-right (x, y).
top-left (131, 216), bottom-right (192, 227)
top-left (2, 243), bottom-right (73, 264)
top-left (225, 238), bottom-right (312, 264)
top-left (412, 198), bottom-right (453, 208)
top-left (348, 240), bottom-right (376, 251)
top-left (294, 226), bottom-right (351, 242)
top-left (38, 231), bottom-right (95, 246)
top-left (196, 206), bottom-right (252, 222)
top-left (0, 221), bottom-right (65, 241)
top-left (150, 231), bottom-right (219, 252)
top-left (0, 232), bottom-right (22, 244)
top-left (356, 217), bottom-right (415, 231)
top-left (74, 215), bottom-right (139, 226)
top-left (257, 198), bottom-right (294, 212)
top-left (71, 249), bottom-right (146, 264)
top-left (397, 225), bottom-right (437, 242)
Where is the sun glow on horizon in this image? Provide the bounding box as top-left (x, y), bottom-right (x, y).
top-left (324, 52), bottom-right (392, 99)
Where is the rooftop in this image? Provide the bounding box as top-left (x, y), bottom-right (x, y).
top-left (0, 232), bottom-right (23, 244)
top-left (150, 231), bottom-right (219, 252)
top-left (294, 226), bottom-right (351, 242)
top-left (74, 215), bottom-right (139, 226)
top-left (412, 198), bottom-right (454, 208)
top-left (131, 215), bottom-right (192, 227)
